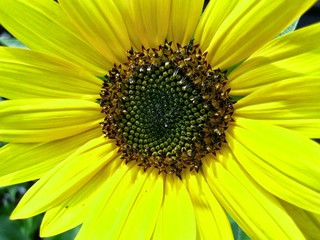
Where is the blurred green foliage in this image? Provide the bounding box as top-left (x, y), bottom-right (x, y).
top-left (0, 184), bottom-right (79, 240)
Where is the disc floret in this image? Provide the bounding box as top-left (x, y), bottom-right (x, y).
top-left (100, 41), bottom-right (234, 177)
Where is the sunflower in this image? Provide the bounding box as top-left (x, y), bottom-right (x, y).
top-left (0, 0), bottom-right (320, 239)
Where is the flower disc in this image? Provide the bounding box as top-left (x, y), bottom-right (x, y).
top-left (100, 41), bottom-right (234, 176)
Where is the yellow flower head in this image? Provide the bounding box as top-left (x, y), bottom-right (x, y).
top-left (0, 0), bottom-right (319, 239)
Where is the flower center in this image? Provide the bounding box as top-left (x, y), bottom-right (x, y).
top-left (100, 41), bottom-right (234, 177)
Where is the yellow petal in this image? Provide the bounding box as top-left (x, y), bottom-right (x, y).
top-left (227, 118), bottom-right (320, 213)
top-left (0, 99), bottom-right (103, 143)
top-left (234, 76), bottom-right (320, 138)
top-left (113, 0), bottom-right (141, 50)
top-left (119, 169), bottom-right (163, 240)
top-left (117, 0), bottom-right (171, 49)
top-left (0, 0), bottom-right (110, 75)
top-left (203, 150), bottom-right (305, 239)
top-left (11, 136), bottom-right (118, 219)
top-left (228, 23), bottom-right (320, 95)
top-left (195, 0), bottom-right (238, 51)
top-left (195, 0), bottom-right (315, 69)
top-left (40, 198), bottom-right (82, 238)
top-left (280, 201), bottom-right (320, 240)
top-left (40, 155), bottom-right (122, 237)
top-left (76, 163), bottom-right (147, 240)
top-left (182, 171), bottom-right (233, 240)
top-left (168, 0), bottom-right (204, 47)
top-left (0, 47), bottom-right (101, 101)
top-left (152, 174), bottom-right (196, 240)
top-left (0, 128), bottom-right (101, 186)
top-left (59, 0), bottom-right (131, 64)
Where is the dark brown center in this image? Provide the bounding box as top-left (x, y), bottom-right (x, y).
top-left (100, 41), bottom-right (234, 177)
